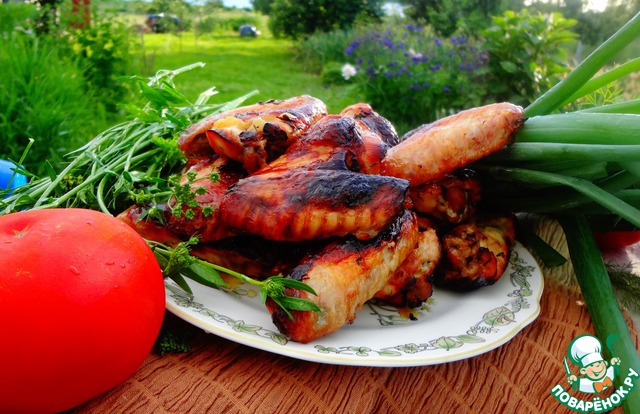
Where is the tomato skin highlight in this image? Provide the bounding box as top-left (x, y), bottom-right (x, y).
top-left (0, 208), bottom-right (166, 414)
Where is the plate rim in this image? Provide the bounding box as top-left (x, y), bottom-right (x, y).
top-left (165, 242), bottom-right (544, 367)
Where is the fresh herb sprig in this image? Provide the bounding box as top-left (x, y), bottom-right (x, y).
top-left (0, 62), bottom-right (256, 215)
top-left (0, 63), bottom-right (322, 319)
top-left (150, 238), bottom-right (322, 320)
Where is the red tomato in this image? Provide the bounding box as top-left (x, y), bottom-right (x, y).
top-left (594, 231), bottom-right (640, 252)
top-left (0, 208), bottom-right (166, 414)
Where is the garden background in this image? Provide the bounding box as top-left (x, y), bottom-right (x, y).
top-left (1, 0), bottom-right (639, 177)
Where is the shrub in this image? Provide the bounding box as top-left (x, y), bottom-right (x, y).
top-left (57, 5), bottom-right (136, 115)
top-left (345, 23), bottom-right (488, 132)
top-left (0, 32), bottom-right (104, 176)
top-left (296, 29), bottom-right (353, 74)
top-left (481, 9), bottom-right (578, 105)
top-left (269, 0), bottom-right (384, 40)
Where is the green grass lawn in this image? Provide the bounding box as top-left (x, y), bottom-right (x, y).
top-left (136, 31), bottom-right (364, 114)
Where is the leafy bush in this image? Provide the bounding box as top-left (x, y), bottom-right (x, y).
top-left (0, 32), bottom-right (104, 176)
top-left (0, 3), bottom-right (135, 176)
top-left (269, 0), bottom-right (384, 40)
top-left (481, 9), bottom-right (578, 105)
top-left (193, 14), bottom-right (262, 36)
top-left (57, 7), bottom-right (135, 114)
top-left (296, 29), bottom-right (353, 73)
top-left (345, 23), bottom-right (488, 131)
top-left (0, 2), bottom-right (39, 34)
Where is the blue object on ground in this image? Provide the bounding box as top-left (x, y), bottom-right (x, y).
top-left (0, 159), bottom-right (27, 197)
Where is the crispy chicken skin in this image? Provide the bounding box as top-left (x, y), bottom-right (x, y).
top-left (340, 103), bottom-right (398, 174)
top-left (380, 103), bottom-right (525, 186)
top-left (177, 96), bottom-right (327, 172)
top-left (257, 114), bottom-right (365, 173)
top-left (374, 226), bottom-right (440, 308)
top-left (410, 168), bottom-right (482, 225)
top-left (267, 210), bottom-right (419, 343)
top-left (217, 114), bottom-right (410, 242)
top-left (340, 103), bottom-right (399, 146)
top-left (218, 169), bottom-right (410, 242)
top-left (434, 213), bottom-right (516, 291)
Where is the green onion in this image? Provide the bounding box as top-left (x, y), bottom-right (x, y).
top-left (560, 215), bottom-right (640, 413)
top-left (577, 99), bottom-right (640, 114)
top-left (526, 11), bottom-right (640, 116)
top-left (561, 57), bottom-right (640, 107)
top-left (516, 113), bottom-right (640, 145)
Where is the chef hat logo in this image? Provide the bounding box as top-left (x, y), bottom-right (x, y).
top-left (568, 334), bottom-right (605, 368)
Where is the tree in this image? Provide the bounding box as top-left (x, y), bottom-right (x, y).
top-left (251, 0), bottom-right (272, 14)
top-left (268, 0), bottom-right (385, 39)
top-left (398, 0), bottom-right (524, 36)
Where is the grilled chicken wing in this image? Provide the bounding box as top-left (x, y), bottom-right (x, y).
top-left (267, 210), bottom-right (419, 343)
top-left (380, 103), bottom-right (525, 186)
top-left (410, 168), bottom-right (481, 225)
top-left (434, 213), bottom-right (516, 291)
top-left (374, 226), bottom-right (440, 308)
top-left (218, 169), bottom-right (409, 242)
top-left (340, 103), bottom-right (398, 174)
top-left (257, 114), bottom-right (365, 173)
top-left (177, 96), bottom-right (327, 172)
top-left (217, 114), bottom-right (410, 242)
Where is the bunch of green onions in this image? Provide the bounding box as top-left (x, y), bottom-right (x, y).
top-left (477, 12), bottom-right (640, 412)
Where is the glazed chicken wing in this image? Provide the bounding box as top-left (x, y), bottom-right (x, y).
top-left (257, 114), bottom-right (365, 173)
top-left (340, 103), bottom-right (398, 174)
top-left (374, 226), bottom-right (440, 308)
top-left (434, 213), bottom-right (516, 291)
top-left (381, 103), bottom-right (525, 186)
top-left (410, 168), bottom-right (481, 225)
top-left (217, 114), bottom-right (410, 242)
top-left (218, 169), bottom-right (409, 242)
top-left (177, 95), bottom-right (327, 172)
top-left (267, 210), bottom-right (419, 343)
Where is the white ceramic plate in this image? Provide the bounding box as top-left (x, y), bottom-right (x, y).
top-left (165, 242), bottom-right (543, 367)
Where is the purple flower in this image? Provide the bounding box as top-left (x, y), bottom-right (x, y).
top-left (345, 40), bottom-right (360, 55)
top-left (434, 38), bottom-right (442, 47)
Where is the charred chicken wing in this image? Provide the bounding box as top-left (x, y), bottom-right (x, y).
top-left (434, 213), bottom-right (516, 291)
top-left (410, 168), bottom-right (482, 225)
top-left (177, 95), bottom-right (327, 172)
top-left (267, 210), bottom-right (419, 343)
top-left (374, 226), bottom-right (441, 308)
top-left (218, 169), bottom-right (409, 242)
top-left (340, 103), bottom-right (399, 174)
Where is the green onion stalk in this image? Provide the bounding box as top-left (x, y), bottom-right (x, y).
top-left (479, 11), bottom-right (640, 413)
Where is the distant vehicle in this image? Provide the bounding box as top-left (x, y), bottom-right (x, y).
top-left (145, 13), bottom-right (180, 33)
top-left (239, 24), bottom-right (261, 37)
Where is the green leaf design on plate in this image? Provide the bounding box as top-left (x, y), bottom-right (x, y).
top-left (433, 336), bottom-right (463, 350)
top-left (229, 320), bottom-right (261, 334)
top-left (378, 349), bottom-right (403, 357)
top-left (267, 332), bottom-right (289, 345)
top-left (482, 306), bottom-right (516, 326)
top-left (455, 334), bottom-right (485, 343)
